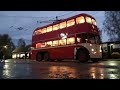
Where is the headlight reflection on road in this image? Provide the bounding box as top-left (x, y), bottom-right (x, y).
top-left (108, 62), bottom-right (117, 66)
top-left (90, 67), bottom-right (96, 79)
top-left (48, 66), bottom-right (77, 79)
top-left (89, 67), bottom-right (105, 79)
top-left (2, 61), bottom-right (17, 79)
top-left (2, 62), bottom-right (11, 78)
top-left (106, 69), bottom-right (119, 79)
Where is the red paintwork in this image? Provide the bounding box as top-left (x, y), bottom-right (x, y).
top-left (31, 13), bottom-right (99, 60)
top-left (31, 45), bottom-right (78, 60)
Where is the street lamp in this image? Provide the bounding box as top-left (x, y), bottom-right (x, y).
top-left (3, 45), bottom-right (7, 49)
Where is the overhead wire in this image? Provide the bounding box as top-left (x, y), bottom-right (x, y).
top-left (7, 11), bottom-right (100, 32)
top-left (0, 15), bottom-right (53, 18)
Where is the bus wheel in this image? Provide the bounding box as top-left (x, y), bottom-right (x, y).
top-left (57, 59), bottom-right (62, 62)
top-left (77, 51), bottom-right (88, 63)
top-left (36, 53), bottom-right (43, 61)
top-left (44, 53), bottom-right (49, 61)
top-left (91, 59), bottom-right (99, 63)
top-left (49, 59), bottom-right (55, 62)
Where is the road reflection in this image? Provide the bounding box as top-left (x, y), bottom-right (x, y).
top-left (1, 60), bottom-right (32, 79)
top-left (48, 66), bottom-right (120, 79)
top-left (0, 60), bottom-right (120, 79)
top-left (89, 67), bottom-right (120, 79)
top-left (89, 67), bottom-right (105, 79)
top-left (48, 66), bottom-right (77, 79)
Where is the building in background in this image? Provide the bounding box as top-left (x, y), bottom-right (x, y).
top-left (12, 46), bottom-right (31, 59)
top-left (101, 41), bottom-right (120, 59)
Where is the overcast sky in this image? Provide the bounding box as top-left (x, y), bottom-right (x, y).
top-left (0, 11), bottom-right (108, 42)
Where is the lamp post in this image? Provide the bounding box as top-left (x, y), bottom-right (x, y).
top-left (2, 45), bottom-right (9, 59)
top-left (3, 45), bottom-right (8, 49)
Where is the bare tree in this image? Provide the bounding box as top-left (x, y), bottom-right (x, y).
top-left (0, 34), bottom-right (15, 59)
top-left (17, 38), bottom-right (26, 47)
top-left (103, 11), bottom-right (120, 41)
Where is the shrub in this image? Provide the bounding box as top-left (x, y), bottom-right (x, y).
top-left (111, 52), bottom-right (120, 59)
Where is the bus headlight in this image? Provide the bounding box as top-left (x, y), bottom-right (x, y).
top-left (91, 48), bottom-right (94, 52)
top-left (94, 52), bottom-right (96, 54)
top-left (99, 45), bottom-right (102, 52)
top-left (99, 49), bottom-right (102, 52)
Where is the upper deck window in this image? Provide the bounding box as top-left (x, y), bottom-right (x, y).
top-left (86, 16), bottom-right (92, 24)
top-left (37, 29), bottom-right (42, 34)
top-left (41, 28), bottom-right (47, 34)
top-left (53, 24), bottom-right (59, 31)
top-left (60, 22), bottom-right (66, 29)
top-left (76, 16), bottom-right (85, 24)
top-left (92, 19), bottom-right (97, 25)
top-left (67, 19), bottom-right (75, 27)
top-left (47, 26), bottom-right (52, 32)
top-left (34, 31), bottom-right (38, 35)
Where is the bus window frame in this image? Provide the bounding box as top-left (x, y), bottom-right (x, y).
top-left (88, 33), bottom-right (96, 44)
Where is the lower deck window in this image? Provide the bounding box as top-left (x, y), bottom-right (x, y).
top-left (67, 37), bottom-right (75, 44)
top-left (59, 39), bottom-right (66, 45)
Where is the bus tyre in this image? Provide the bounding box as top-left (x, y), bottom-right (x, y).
top-left (36, 53), bottom-right (43, 61)
top-left (92, 59), bottom-right (99, 63)
top-left (77, 51), bottom-right (88, 63)
top-left (57, 59), bottom-right (62, 62)
top-left (44, 53), bottom-right (49, 61)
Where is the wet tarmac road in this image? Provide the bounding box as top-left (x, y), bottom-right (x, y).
top-left (0, 59), bottom-right (120, 79)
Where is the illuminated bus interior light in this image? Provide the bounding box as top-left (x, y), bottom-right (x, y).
top-left (36, 43), bottom-right (41, 48)
top-left (60, 22), bottom-right (66, 29)
top-left (67, 37), bottom-right (75, 44)
top-left (36, 43), bottom-right (46, 48)
top-left (77, 38), bottom-right (81, 42)
top-left (47, 26), bottom-right (52, 32)
top-left (53, 40), bottom-right (58, 46)
top-left (46, 41), bottom-right (52, 47)
top-left (59, 39), bottom-right (66, 45)
top-left (37, 29), bottom-right (42, 34)
top-left (67, 19), bottom-right (75, 27)
top-left (53, 24), bottom-right (59, 31)
top-left (86, 17), bottom-right (92, 24)
top-left (92, 19), bottom-right (97, 25)
top-left (34, 31), bottom-right (39, 35)
top-left (76, 16), bottom-right (85, 24)
top-left (92, 25), bottom-right (95, 29)
top-left (41, 28), bottom-right (47, 33)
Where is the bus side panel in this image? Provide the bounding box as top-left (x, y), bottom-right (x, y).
top-left (31, 50), bottom-right (38, 60)
top-left (49, 46), bottom-right (75, 60)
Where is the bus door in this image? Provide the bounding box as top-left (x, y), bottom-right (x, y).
top-left (76, 33), bottom-right (88, 44)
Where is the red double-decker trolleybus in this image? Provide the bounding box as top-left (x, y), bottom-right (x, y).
top-left (31, 13), bottom-right (102, 62)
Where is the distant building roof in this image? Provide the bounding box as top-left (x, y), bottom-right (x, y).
top-left (12, 47), bottom-right (28, 53)
top-left (102, 41), bottom-right (120, 44)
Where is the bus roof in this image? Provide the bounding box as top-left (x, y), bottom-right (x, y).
top-left (34, 13), bottom-right (95, 32)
